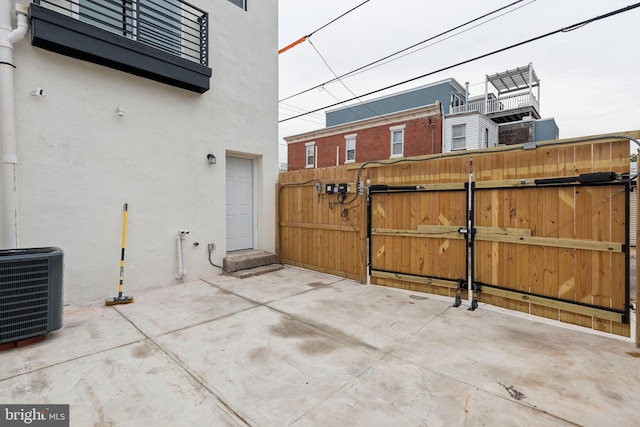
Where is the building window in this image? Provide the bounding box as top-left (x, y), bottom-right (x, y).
top-left (79, 0), bottom-right (182, 56)
top-left (450, 93), bottom-right (463, 109)
top-left (390, 125), bottom-right (405, 157)
top-left (79, 0), bottom-right (133, 36)
top-left (305, 143), bottom-right (315, 168)
top-left (452, 124), bottom-right (466, 150)
top-left (139, 0), bottom-right (181, 55)
top-left (228, 0), bottom-right (247, 10)
top-left (345, 134), bottom-right (356, 163)
top-left (483, 128), bottom-right (489, 148)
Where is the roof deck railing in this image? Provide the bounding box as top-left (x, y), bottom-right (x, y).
top-left (451, 92), bottom-right (539, 116)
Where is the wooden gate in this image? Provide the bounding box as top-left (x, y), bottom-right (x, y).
top-left (368, 134), bottom-right (636, 338)
top-left (368, 158), bottom-right (469, 300)
top-left (277, 133), bottom-right (638, 338)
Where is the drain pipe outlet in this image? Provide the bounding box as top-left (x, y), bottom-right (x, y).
top-left (0, 3), bottom-right (29, 248)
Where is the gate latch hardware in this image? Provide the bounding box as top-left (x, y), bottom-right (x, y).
top-left (458, 227), bottom-right (468, 235)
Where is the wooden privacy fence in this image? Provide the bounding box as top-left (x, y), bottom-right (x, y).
top-left (277, 167), bottom-right (368, 283)
top-left (278, 131), bottom-right (640, 340)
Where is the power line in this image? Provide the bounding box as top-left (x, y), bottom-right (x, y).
top-left (279, 0), bottom-right (530, 102)
top-left (344, 0), bottom-right (536, 81)
top-left (279, 102), bottom-right (325, 118)
top-left (278, 113), bottom-right (325, 126)
top-left (279, 2), bottom-right (640, 123)
top-left (308, 38), bottom-right (397, 125)
top-left (278, 0), bottom-right (373, 54)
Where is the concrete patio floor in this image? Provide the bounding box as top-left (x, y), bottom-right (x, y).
top-left (1, 266), bottom-right (639, 426)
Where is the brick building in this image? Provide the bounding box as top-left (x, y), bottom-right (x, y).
top-left (285, 104), bottom-right (442, 170)
top-left (285, 68), bottom-right (559, 171)
top-left (285, 78), bottom-right (469, 170)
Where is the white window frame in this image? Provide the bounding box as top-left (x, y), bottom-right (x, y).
top-left (344, 134), bottom-right (356, 164)
top-left (452, 124), bottom-right (466, 151)
top-left (305, 142), bottom-right (315, 169)
top-left (450, 93), bottom-right (463, 109)
top-left (390, 125), bottom-right (405, 158)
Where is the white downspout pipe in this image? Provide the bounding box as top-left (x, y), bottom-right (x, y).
top-left (1, 3), bottom-right (28, 249)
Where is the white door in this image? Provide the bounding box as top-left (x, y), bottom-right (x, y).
top-left (226, 157), bottom-right (253, 251)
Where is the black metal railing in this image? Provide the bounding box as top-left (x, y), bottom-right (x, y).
top-left (34, 0), bottom-right (209, 66)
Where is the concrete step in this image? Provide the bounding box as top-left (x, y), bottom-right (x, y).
top-left (223, 249), bottom-right (280, 273)
top-left (226, 263), bottom-right (284, 279)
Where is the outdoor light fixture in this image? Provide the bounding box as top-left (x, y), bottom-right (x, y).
top-left (207, 153), bottom-right (216, 165)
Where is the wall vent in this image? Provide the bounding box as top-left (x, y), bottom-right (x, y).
top-left (0, 248), bottom-right (63, 344)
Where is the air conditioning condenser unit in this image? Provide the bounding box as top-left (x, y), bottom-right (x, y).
top-left (0, 247), bottom-right (63, 345)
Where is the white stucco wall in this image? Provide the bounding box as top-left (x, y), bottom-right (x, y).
top-left (5, 0), bottom-right (278, 303)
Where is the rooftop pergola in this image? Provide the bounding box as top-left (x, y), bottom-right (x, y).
top-left (480, 62), bottom-right (541, 121)
top-left (486, 63), bottom-right (540, 95)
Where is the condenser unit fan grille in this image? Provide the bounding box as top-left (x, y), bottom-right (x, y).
top-left (0, 258), bottom-right (50, 341)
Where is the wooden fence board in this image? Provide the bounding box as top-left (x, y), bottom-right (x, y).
top-left (558, 186), bottom-right (576, 325)
top-left (277, 165), bottom-right (368, 283)
top-left (279, 132), bottom-right (638, 339)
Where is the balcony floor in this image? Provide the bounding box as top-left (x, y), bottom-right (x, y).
top-left (486, 105), bottom-right (541, 123)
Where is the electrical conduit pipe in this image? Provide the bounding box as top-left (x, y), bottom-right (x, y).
top-left (0, 3), bottom-right (28, 248)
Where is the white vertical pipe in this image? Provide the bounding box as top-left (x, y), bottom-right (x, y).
top-left (176, 235), bottom-right (185, 279)
top-left (176, 231), bottom-right (189, 279)
top-left (484, 76), bottom-right (488, 115)
top-left (464, 81), bottom-right (469, 107)
top-left (528, 62), bottom-right (533, 102)
top-left (0, 3), bottom-right (28, 248)
top-left (181, 235), bottom-right (187, 277)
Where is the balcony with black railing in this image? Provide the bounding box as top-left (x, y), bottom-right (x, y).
top-left (30, 0), bottom-right (212, 93)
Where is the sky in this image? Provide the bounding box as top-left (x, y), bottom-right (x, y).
top-left (277, 0), bottom-right (640, 162)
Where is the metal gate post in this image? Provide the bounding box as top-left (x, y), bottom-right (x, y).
top-left (367, 186), bottom-right (372, 277)
top-left (624, 180), bottom-right (631, 325)
top-left (468, 178), bottom-right (478, 310)
top-left (454, 173), bottom-right (476, 308)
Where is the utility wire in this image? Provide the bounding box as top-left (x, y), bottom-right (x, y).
top-left (279, 101), bottom-right (325, 118)
top-left (280, 2), bottom-right (640, 123)
top-left (309, 39), bottom-right (383, 124)
top-left (280, 0), bottom-right (530, 102)
top-left (279, 0), bottom-right (372, 54)
top-left (345, 0), bottom-right (536, 81)
top-left (302, 3), bottom-right (533, 129)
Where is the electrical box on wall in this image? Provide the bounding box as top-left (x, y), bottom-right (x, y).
top-left (326, 184), bottom-right (336, 194)
top-left (337, 183), bottom-right (347, 194)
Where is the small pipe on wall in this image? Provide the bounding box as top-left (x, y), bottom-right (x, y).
top-left (176, 230), bottom-right (189, 279)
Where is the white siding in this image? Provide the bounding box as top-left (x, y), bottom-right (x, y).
top-left (9, 0), bottom-right (279, 303)
top-left (444, 115), bottom-right (475, 152)
top-left (478, 114), bottom-right (499, 148)
top-left (443, 113), bottom-right (498, 152)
